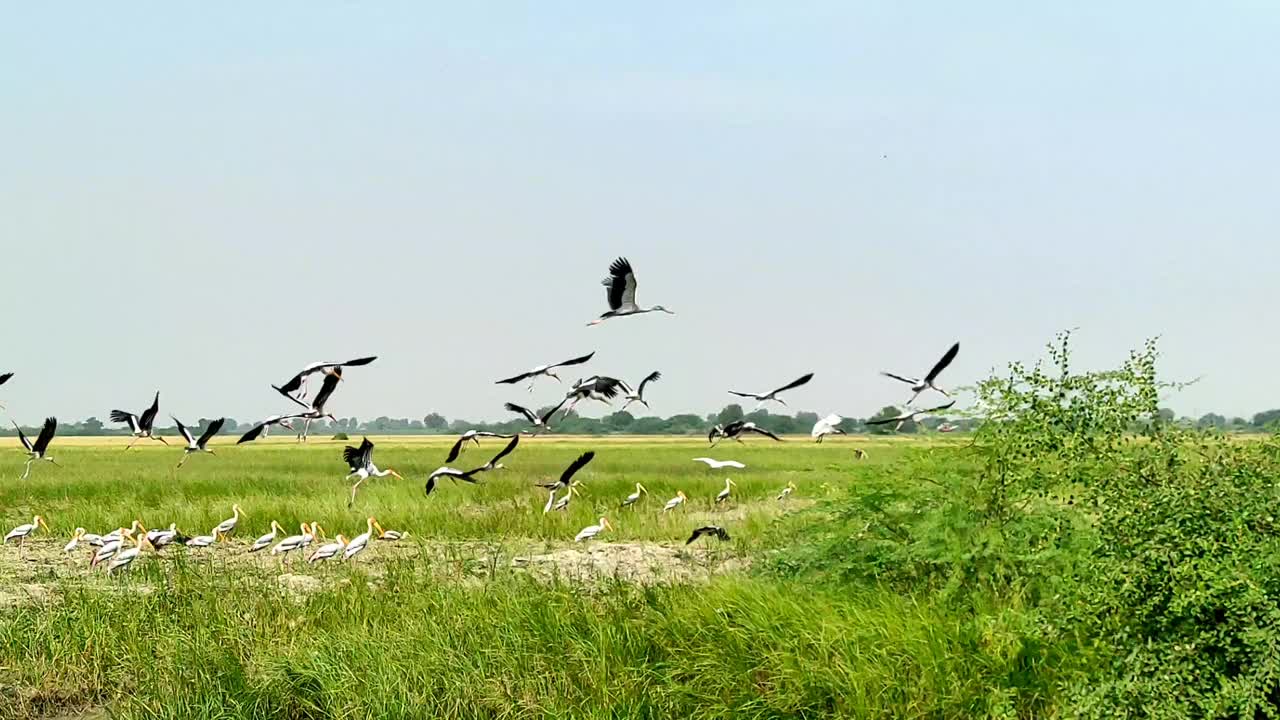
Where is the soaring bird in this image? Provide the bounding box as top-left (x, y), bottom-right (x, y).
top-left (14, 417), bottom-right (58, 479)
top-left (562, 376), bottom-right (630, 418)
top-left (445, 430), bottom-right (516, 463)
top-left (588, 257), bottom-right (675, 326)
top-left (866, 401), bottom-right (957, 432)
top-left (776, 481), bottom-right (797, 501)
top-left (620, 482), bottom-right (648, 508)
top-left (0, 371), bottom-right (11, 409)
top-left (620, 371), bottom-right (661, 412)
top-left (663, 491), bottom-right (688, 512)
top-left (882, 342), bottom-right (960, 405)
top-left (504, 400), bottom-right (567, 435)
top-left (236, 414), bottom-right (306, 444)
top-left (536, 451), bottom-right (595, 493)
top-left (693, 457), bottom-right (746, 470)
top-left (250, 521), bottom-right (285, 553)
top-left (4, 515), bottom-right (49, 549)
top-left (728, 373), bottom-right (814, 409)
top-left (344, 438), bottom-right (404, 507)
top-left (343, 517), bottom-right (377, 561)
top-left (274, 356), bottom-right (377, 403)
top-left (574, 517), bottom-right (612, 543)
top-left (709, 421), bottom-right (781, 446)
top-left (173, 417), bottom-right (225, 470)
top-left (495, 351), bottom-right (595, 391)
top-left (110, 392), bottom-right (169, 449)
top-left (811, 414), bottom-right (846, 443)
top-left (714, 478), bottom-right (738, 504)
top-left (686, 525), bottom-right (731, 544)
top-left (276, 373), bottom-right (341, 442)
top-left (425, 465), bottom-right (482, 495)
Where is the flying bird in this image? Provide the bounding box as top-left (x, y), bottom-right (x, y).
top-left (536, 451), bottom-right (595, 493)
top-left (620, 371), bottom-right (661, 412)
top-left (686, 525), bottom-right (731, 544)
top-left (111, 392), bottom-right (169, 449)
top-left (562, 376), bottom-right (630, 417)
top-left (728, 373), bottom-right (814, 409)
top-left (445, 430), bottom-right (516, 464)
top-left (587, 257), bottom-right (675, 326)
top-left (693, 457), bottom-right (746, 470)
top-left (274, 356), bottom-right (377, 402)
top-left (504, 400), bottom-right (566, 435)
top-left (276, 373), bottom-right (341, 442)
top-left (173, 417), bottom-right (225, 470)
top-left (0, 371), bottom-right (11, 409)
top-left (495, 351), bottom-right (595, 391)
top-left (470, 435), bottom-right (519, 474)
top-left (811, 414), bottom-right (846, 443)
top-left (236, 414), bottom-right (307, 444)
top-left (882, 342), bottom-right (960, 405)
top-left (425, 465), bottom-right (482, 494)
top-left (344, 438), bottom-right (404, 507)
top-left (865, 401), bottom-right (958, 431)
top-left (14, 417), bottom-right (58, 479)
top-left (709, 420), bottom-right (781, 446)
top-left (574, 517), bottom-right (612, 543)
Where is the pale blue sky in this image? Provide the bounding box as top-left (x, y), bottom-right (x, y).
top-left (1, 3), bottom-right (1276, 424)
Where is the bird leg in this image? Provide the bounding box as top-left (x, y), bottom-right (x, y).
top-left (175, 453), bottom-right (190, 470)
top-left (153, 435), bottom-right (170, 446)
top-left (124, 436), bottom-right (139, 451)
top-left (348, 478), bottom-right (366, 508)
top-left (19, 460), bottom-right (32, 480)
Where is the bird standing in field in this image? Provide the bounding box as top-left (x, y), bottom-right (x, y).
top-left (445, 429), bottom-right (516, 463)
top-left (504, 400), bottom-right (567, 435)
top-left (212, 504), bottom-right (245, 540)
top-left (882, 342), bottom-right (960, 405)
top-left (866, 401), bottom-right (957, 432)
top-left (14, 417), bottom-right (59, 479)
top-left (715, 478), bottom-right (738, 504)
top-left (111, 392), bottom-right (169, 449)
top-left (0, 371), bottom-right (12, 409)
top-left (271, 522), bottom-right (321, 563)
top-left (552, 482), bottom-right (581, 512)
top-left (173, 417), bottom-right (225, 470)
top-left (709, 420), bottom-right (781, 446)
top-left (373, 520), bottom-right (406, 541)
top-left (344, 438), bottom-right (404, 507)
top-left (65, 528), bottom-right (87, 553)
top-left (249, 521), bottom-right (285, 553)
top-left (663, 491), bottom-right (688, 512)
top-left (185, 530), bottom-right (218, 548)
top-left (728, 373), bottom-right (814, 410)
top-left (107, 533), bottom-right (152, 574)
top-left (620, 371), bottom-right (661, 412)
top-left (588, 257), bottom-right (675, 326)
top-left (686, 525), bottom-right (731, 544)
top-left (91, 529), bottom-right (132, 567)
top-left (308, 534), bottom-right (348, 564)
top-left (693, 457), bottom-right (746, 470)
top-left (620, 482), bottom-right (648, 508)
top-left (776, 482), bottom-right (797, 501)
top-left (574, 517), bottom-right (612, 543)
top-left (495, 351), bottom-right (596, 392)
top-left (273, 356), bottom-right (377, 403)
top-left (811, 414), bottom-right (846, 443)
top-left (343, 517), bottom-right (377, 561)
top-left (4, 515), bottom-right (49, 550)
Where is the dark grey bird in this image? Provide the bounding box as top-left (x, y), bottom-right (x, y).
top-left (882, 342), bottom-right (960, 405)
top-left (686, 525), bottom-right (731, 544)
top-left (14, 417), bottom-right (58, 480)
top-left (562, 376), bottom-right (630, 418)
top-left (110, 392), bottom-right (169, 449)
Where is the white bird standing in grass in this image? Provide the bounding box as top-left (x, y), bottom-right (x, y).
top-left (144, 523), bottom-right (180, 550)
top-left (715, 478), bottom-right (738, 504)
top-left (343, 518), bottom-right (377, 560)
top-left (213, 504), bottom-right (244, 540)
top-left (250, 521), bottom-right (285, 553)
top-left (111, 392), bottom-right (169, 449)
top-left (552, 483), bottom-right (581, 512)
top-left (663, 491), bottom-right (688, 513)
top-left (588, 257), bottom-right (675, 326)
top-left (620, 482), bottom-right (648, 508)
top-left (776, 482), bottom-right (797, 501)
top-left (308, 534), bottom-right (349, 563)
top-left (272, 522), bottom-right (321, 562)
top-left (574, 517), bottom-right (612, 543)
top-left (173, 417), bottom-right (225, 470)
top-left (542, 489), bottom-right (558, 514)
top-left (5, 515), bottom-right (49, 550)
top-left (693, 458), bottom-right (746, 470)
top-left (64, 528), bottom-right (87, 553)
top-left (14, 417), bottom-right (59, 480)
top-left (186, 530), bottom-right (218, 548)
top-left (373, 521), bottom-right (405, 541)
top-left (108, 533), bottom-right (151, 574)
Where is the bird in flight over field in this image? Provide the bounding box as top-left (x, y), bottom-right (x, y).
top-left (494, 351), bottom-right (595, 392)
top-left (588, 257), bottom-right (674, 326)
top-left (110, 392), bottom-right (169, 449)
top-left (728, 373), bottom-right (814, 409)
top-left (273, 356), bottom-right (377, 403)
top-left (882, 342), bottom-right (960, 405)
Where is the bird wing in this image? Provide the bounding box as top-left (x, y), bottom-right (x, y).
top-left (237, 423), bottom-right (267, 444)
top-left (539, 398), bottom-right (569, 424)
top-left (311, 374), bottom-right (340, 411)
top-left (924, 343), bottom-right (960, 384)
top-left (33, 417), bottom-right (57, 455)
top-left (139, 392), bottom-right (161, 430)
top-left (487, 435), bottom-right (520, 467)
top-left (272, 384), bottom-right (311, 410)
top-left (746, 425), bottom-right (782, 441)
top-left (494, 370), bottom-right (536, 385)
top-left (722, 420), bottom-right (746, 436)
top-left (339, 356), bottom-right (377, 368)
top-left (12, 422), bottom-right (31, 452)
top-left (342, 437), bottom-right (373, 470)
top-left (603, 257), bottom-right (636, 310)
top-left (445, 435), bottom-right (466, 463)
top-left (770, 373), bottom-right (814, 396)
top-left (276, 371), bottom-right (307, 396)
top-left (476, 431), bottom-right (515, 438)
top-left (504, 402), bottom-right (537, 424)
top-left (0, 372), bottom-right (11, 386)
top-left (109, 410), bottom-right (137, 427)
top-left (558, 451), bottom-right (595, 485)
top-left (197, 418), bottom-right (225, 448)
top-left (707, 425), bottom-right (723, 443)
top-left (866, 412), bottom-right (909, 426)
top-left (922, 400), bottom-right (958, 415)
top-left (880, 372), bottom-right (918, 385)
top-left (552, 351), bottom-right (595, 369)
top-left (636, 371), bottom-right (661, 396)
top-left (726, 390), bottom-right (760, 399)
top-left (686, 527), bottom-right (712, 544)
top-left (172, 417), bottom-right (195, 446)
top-left (592, 377), bottom-right (628, 399)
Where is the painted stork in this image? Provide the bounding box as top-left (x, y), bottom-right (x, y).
top-left (110, 392), bottom-right (169, 449)
top-left (91, 530), bottom-right (132, 567)
top-left (373, 521), bottom-right (405, 541)
top-left (495, 351), bottom-right (595, 392)
top-left (504, 399), bottom-right (567, 435)
top-left (274, 356), bottom-right (377, 403)
top-left (662, 491), bottom-right (688, 512)
top-left (308, 534), bottom-right (349, 563)
top-left (693, 457), bottom-right (745, 470)
top-left (236, 414), bottom-right (306, 444)
top-left (445, 429), bottom-right (516, 463)
top-left (728, 373), bottom-right (814, 409)
top-left (186, 530), bottom-right (218, 548)
top-left (108, 533), bottom-right (152, 574)
top-left (173, 417), bottom-right (224, 470)
top-left (552, 483), bottom-right (581, 511)
top-left (811, 414), bottom-right (846, 443)
top-left (271, 522), bottom-right (321, 562)
top-left (344, 438), bottom-right (404, 507)
top-left (343, 517), bottom-right (376, 560)
top-left (469, 435), bottom-right (520, 475)
top-left (882, 342), bottom-right (960, 405)
top-left (250, 521), bottom-right (285, 553)
top-left (65, 528), bottom-right (87, 553)
top-left (4, 515), bottom-right (49, 549)
top-left (714, 478), bottom-right (738, 504)
top-left (620, 482), bottom-right (648, 508)
top-left (425, 465), bottom-right (482, 494)
top-left (866, 401), bottom-right (957, 431)
top-left (588, 257), bottom-right (674, 325)
top-left (574, 517), bottom-right (612, 543)
top-left (686, 526), bottom-right (731, 544)
top-left (542, 489), bottom-right (557, 513)
top-left (620, 371), bottom-right (661, 412)
top-left (14, 417), bottom-right (58, 479)
top-left (213, 504), bottom-right (244, 539)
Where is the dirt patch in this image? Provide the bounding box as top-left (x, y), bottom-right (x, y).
top-left (512, 541), bottom-right (746, 585)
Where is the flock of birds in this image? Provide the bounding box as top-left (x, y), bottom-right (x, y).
top-left (0, 258), bottom-right (961, 571)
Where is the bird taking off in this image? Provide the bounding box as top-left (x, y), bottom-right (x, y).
top-left (110, 392), bottom-right (169, 449)
top-left (274, 356), bottom-right (377, 403)
top-left (882, 342), bottom-right (959, 406)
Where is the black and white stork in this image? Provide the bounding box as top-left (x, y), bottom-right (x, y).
top-left (14, 417), bottom-right (58, 479)
top-left (110, 392), bottom-right (169, 449)
top-left (494, 351), bottom-right (595, 392)
top-left (173, 417), bottom-right (225, 470)
top-left (881, 342), bottom-right (960, 405)
top-left (587, 257), bottom-right (674, 326)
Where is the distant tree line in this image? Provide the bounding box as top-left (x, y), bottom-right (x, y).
top-left (2, 406), bottom-right (1277, 437)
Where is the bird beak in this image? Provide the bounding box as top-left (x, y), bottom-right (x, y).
top-left (639, 484), bottom-right (647, 494)
top-left (39, 518), bottom-right (49, 532)
top-left (603, 519), bottom-right (612, 530)
top-left (392, 471), bottom-right (404, 480)
top-left (314, 524), bottom-right (326, 539)
top-left (48, 459), bottom-right (61, 468)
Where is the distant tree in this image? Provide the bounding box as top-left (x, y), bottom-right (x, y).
top-left (715, 404), bottom-right (744, 425)
top-left (1252, 409), bottom-right (1280, 429)
top-left (82, 417), bottom-right (104, 434)
top-left (867, 406), bottom-right (912, 435)
top-left (604, 411), bottom-right (635, 431)
top-left (423, 413), bottom-right (448, 430)
top-left (1196, 413), bottom-right (1226, 430)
